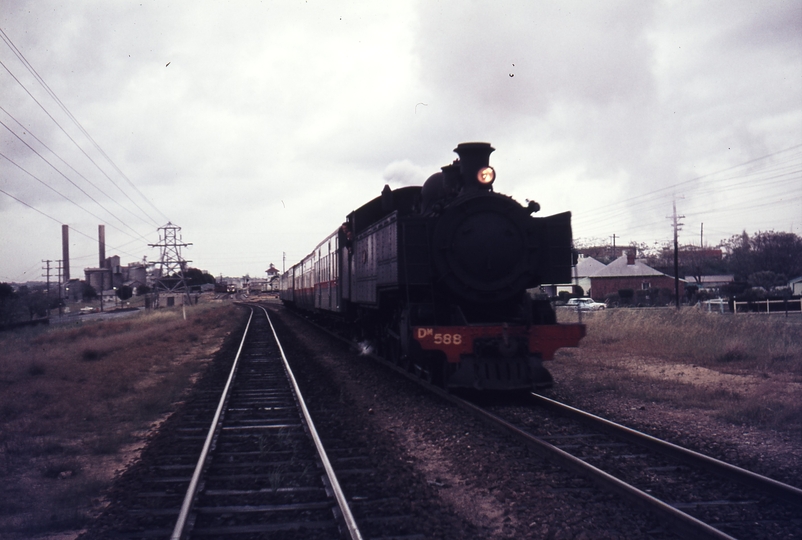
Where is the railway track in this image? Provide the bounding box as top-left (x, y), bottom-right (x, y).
top-left (170, 305), bottom-right (360, 539)
top-left (469, 394), bottom-right (802, 540)
top-left (81, 305), bottom-right (428, 540)
top-left (285, 306), bottom-right (802, 540)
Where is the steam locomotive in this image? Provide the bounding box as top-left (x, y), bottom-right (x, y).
top-left (279, 142), bottom-right (585, 390)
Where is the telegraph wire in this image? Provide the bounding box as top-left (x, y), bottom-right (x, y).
top-left (0, 151), bottom-right (150, 244)
top-left (0, 118), bottom-right (152, 242)
top-left (0, 186), bottom-right (146, 261)
top-left (0, 106), bottom-right (157, 231)
top-left (573, 143), bottom-right (802, 226)
top-left (3, 260), bottom-right (43, 283)
top-left (0, 28), bottom-right (169, 225)
top-left (572, 144), bottom-right (802, 245)
top-left (0, 55), bottom-right (166, 227)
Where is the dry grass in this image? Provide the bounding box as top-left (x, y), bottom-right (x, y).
top-left (0, 300), bottom-right (243, 539)
top-left (555, 308), bottom-right (802, 432)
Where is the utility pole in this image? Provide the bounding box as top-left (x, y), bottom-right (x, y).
top-left (700, 222), bottom-right (704, 248)
top-left (42, 260), bottom-right (52, 317)
top-left (55, 259), bottom-right (63, 316)
top-left (610, 234), bottom-right (617, 259)
top-left (670, 200), bottom-right (685, 309)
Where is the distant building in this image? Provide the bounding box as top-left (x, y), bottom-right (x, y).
top-left (85, 257), bottom-right (147, 293)
top-left (537, 255), bottom-right (605, 298)
top-left (573, 256), bottom-right (607, 297)
top-left (589, 251), bottom-right (684, 301)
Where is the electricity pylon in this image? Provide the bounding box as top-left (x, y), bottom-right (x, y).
top-left (149, 222), bottom-right (193, 306)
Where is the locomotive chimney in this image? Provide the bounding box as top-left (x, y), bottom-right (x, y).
top-left (454, 142), bottom-right (495, 192)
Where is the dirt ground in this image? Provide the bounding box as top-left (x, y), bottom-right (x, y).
top-left (7, 304), bottom-right (801, 539)
top-left (547, 348), bottom-right (802, 485)
top-left (0, 302), bottom-right (243, 540)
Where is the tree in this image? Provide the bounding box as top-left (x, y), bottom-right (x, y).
top-left (723, 231), bottom-right (802, 281)
top-left (82, 282), bottom-right (98, 301)
top-left (0, 282), bottom-right (17, 326)
top-left (747, 271), bottom-right (788, 291)
top-left (23, 291), bottom-right (49, 320)
top-left (0, 282), bottom-right (14, 300)
top-left (181, 267), bottom-right (216, 287)
top-left (116, 285), bottom-right (134, 301)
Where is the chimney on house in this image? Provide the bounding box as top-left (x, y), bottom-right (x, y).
top-left (626, 249), bottom-right (636, 265)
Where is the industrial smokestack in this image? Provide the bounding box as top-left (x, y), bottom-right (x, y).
top-left (61, 224), bottom-right (70, 282)
top-left (99, 224), bottom-right (106, 267)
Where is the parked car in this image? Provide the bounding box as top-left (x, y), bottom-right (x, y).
top-left (565, 298), bottom-right (607, 311)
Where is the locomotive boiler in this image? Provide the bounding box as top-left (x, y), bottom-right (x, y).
top-left (280, 142), bottom-right (585, 390)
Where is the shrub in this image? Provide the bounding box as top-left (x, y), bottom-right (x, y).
top-left (81, 349), bottom-right (103, 362)
top-left (28, 363), bottom-right (46, 376)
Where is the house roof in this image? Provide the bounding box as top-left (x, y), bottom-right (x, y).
top-left (591, 255), bottom-right (666, 278)
top-left (575, 256), bottom-right (607, 277)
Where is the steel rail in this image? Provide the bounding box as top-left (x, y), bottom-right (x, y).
top-left (171, 307), bottom-right (255, 540)
top-left (259, 306), bottom-right (364, 540)
top-left (449, 396), bottom-right (738, 540)
top-left (276, 305), bottom-right (737, 539)
top-left (530, 392), bottom-right (802, 507)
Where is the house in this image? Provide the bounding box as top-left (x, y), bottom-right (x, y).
top-left (790, 277), bottom-right (802, 296)
top-left (538, 255), bottom-right (607, 298)
top-left (573, 256), bottom-right (607, 297)
top-left (589, 251), bottom-right (684, 301)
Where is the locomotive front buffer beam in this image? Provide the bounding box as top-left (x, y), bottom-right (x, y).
top-left (413, 323), bottom-right (586, 390)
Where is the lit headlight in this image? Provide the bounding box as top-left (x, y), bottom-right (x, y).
top-left (477, 166), bottom-right (495, 185)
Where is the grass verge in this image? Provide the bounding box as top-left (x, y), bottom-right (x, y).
top-left (556, 308), bottom-right (802, 432)
top-left (0, 300), bottom-right (243, 539)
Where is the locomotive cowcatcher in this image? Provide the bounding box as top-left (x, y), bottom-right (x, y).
top-left (280, 142), bottom-right (585, 390)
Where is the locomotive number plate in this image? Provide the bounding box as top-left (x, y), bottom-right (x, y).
top-left (413, 327), bottom-right (471, 363)
top-left (416, 328), bottom-right (463, 345)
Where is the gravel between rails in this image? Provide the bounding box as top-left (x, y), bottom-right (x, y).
top-left (268, 307), bottom-right (674, 540)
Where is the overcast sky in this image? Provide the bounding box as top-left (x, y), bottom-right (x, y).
top-left (2, 0), bottom-right (800, 283)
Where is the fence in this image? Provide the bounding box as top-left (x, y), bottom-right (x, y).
top-left (733, 298), bottom-right (802, 314)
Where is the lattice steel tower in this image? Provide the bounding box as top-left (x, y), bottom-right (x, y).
top-left (149, 222), bottom-right (193, 303)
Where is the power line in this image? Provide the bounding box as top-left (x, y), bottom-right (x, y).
top-left (0, 30), bottom-right (169, 225)
top-left (0, 185), bottom-right (146, 261)
top-left (0, 129), bottom-right (151, 243)
top-left (572, 145), bottom-right (802, 243)
top-left (0, 104), bottom-right (157, 230)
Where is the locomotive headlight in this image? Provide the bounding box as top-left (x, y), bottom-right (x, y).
top-left (477, 166), bottom-right (495, 185)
